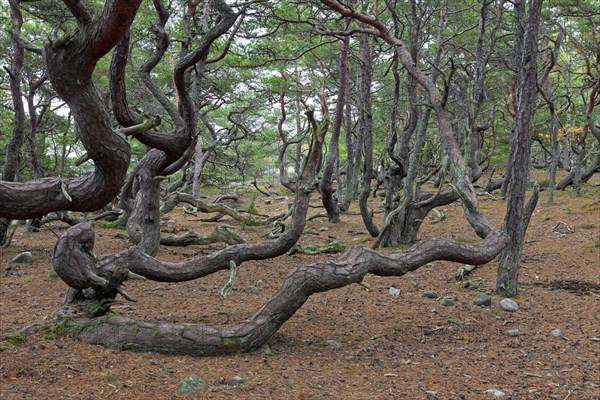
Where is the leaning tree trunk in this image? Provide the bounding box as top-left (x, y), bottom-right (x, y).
top-left (51, 107), bottom-right (326, 300)
top-left (321, 32), bottom-right (350, 223)
top-left (111, 0), bottom-right (237, 254)
top-left (17, 0), bottom-right (515, 358)
top-left (496, 0), bottom-right (543, 297)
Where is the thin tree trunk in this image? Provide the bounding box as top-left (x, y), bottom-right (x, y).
top-left (321, 32), bottom-right (350, 222)
top-left (497, 0), bottom-right (543, 297)
top-left (357, 31), bottom-right (379, 237)
top-left (339, 98), bottom-right (359, 211)
top-left (1, 0), bottom-right (25, 245)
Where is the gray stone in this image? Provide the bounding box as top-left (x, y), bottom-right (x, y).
top-left (12, 252), bottom-right (33, 264)
top-left (474, 295), bottom-right (492, 307)
top-left (499, 298), bottom-right (519, 312)
top-left (551, 328), bottom-right (563, 338)
top-left (388, 287), bottom-right (401, 297)
top-left (178, 375), bottom-right (208, 394)
top-left (262, 343), bottom-right (275, 356)
top-left (324, 339), bottom-right (341, 347)
top-left (229, 376), bottom-right (244, 384)
top-left (423, 291), bottom-right (439, 299)
top-left (358, 281), bottom-right (371, 289)
top-left (507, 329), bottom-right (521, 337)
top-left (484, 388), bottom-right (506, 398)
top-left (440, 296), bottom-right (455, 307)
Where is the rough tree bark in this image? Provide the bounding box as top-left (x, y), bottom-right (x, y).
top-left (496, 0), bottom-right (543, 297)
top-left (51, 106), bottom-right (325, 298)
top-left (321, 31), bottom-right (350, 223)
top-left (0, 0), bottom-right (142, 219)
top-left (538, 24), bottom-right (565, 204)
top-left (49, 220), bottom-right (508, 356)
top-left (554, 22), bottom-right (600, 191)
top-left (160, 192), bottom-right (247, 223)
top-left (160, 226), bottom-right (244, 247)
top-left (321, 0), bottom-right (496, 240)
top-left (277, 92), bottom-right (304, 192)
top-left (357, 25), bottom-right (379, 237)
top-left (26, 0), bottom-right (513, 357)
top-left (378, 0), bottom-right (438, 247)
top-left (1, 0), bottom-right (26, 245)
top-left (108, 0), bottom-right (237, 255)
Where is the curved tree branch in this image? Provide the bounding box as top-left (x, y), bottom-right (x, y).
top-left (0, 0), bottom-right (143, 219)
top-left (62, 0), bottom-right (93, 25)
top-left (110, 32), bottom-right (143, 127)
top-left (55, 229), bottom-right (508, 356)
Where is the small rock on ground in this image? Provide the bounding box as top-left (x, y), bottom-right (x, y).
top-left (178, 375), bottom-right (208, 394)
top-left (440, 296), bottom-right (455, 307)
top-left (423, 291), bottom-right (439, 299)
top-left (484, 388), bottom-right (506, 398)
top-left (551, 328), bottom-right (563, 338)
top-left (388, 287), bottom-right (401, 297)
top-left (499, 298), bottom-right (519, 312)
top-left (474, 295), bottom-right (492, 307)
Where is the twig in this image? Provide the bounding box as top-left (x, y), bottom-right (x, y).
top-left (67, 365), bottom-right (84, 373)
top-left (523, 372), bottom-right (543, 378)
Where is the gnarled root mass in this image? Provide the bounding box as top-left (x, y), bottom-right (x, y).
top-left (50, 222), bottom-right (507, 356)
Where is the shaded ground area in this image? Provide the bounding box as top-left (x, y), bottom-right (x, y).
top-left (1, 179), bottom-right (599, 399)
top-left (528, 280), bottom-right (600, 296)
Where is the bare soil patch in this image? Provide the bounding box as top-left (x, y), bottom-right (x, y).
top-left (1, 181), bottom-right (599, 399)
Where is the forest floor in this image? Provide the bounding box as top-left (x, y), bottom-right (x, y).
top-left (1, 174), bottom-right (599, 400)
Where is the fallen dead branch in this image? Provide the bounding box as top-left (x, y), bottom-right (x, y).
top-left (160, 226), bottom-right (245, 246)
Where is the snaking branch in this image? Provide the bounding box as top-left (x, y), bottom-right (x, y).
top-left (161, 193), bottom-right (247, 223)
top-left (48, 229), bottom-right (508, 356)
